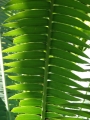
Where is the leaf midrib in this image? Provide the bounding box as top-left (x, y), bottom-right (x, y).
top-left (42, 0), bottom-right (54, 120)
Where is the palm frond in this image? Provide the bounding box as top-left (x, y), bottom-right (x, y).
top-left (2, 0), bottom-right (90, 120)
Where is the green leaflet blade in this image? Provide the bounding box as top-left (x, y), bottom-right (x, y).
top-left (47, 96), bottom-right (68, 105)
top-left (3, 43), bottom-right (46, 52)
top-left (47, 104), bottom-right (75, 116)
top-left (3, 51), bottom-right (45, 59)
top-left (50, 48), bottom-right (89, 63)
top-left (53, 14), bottom-right (90, 30)
top-left (7, 83), bottom-right (43, 91)
top-left (5, 1), bottom-right (50, 10)
top-left (51, 40), bottom-right (89, 58)
top-left (13, 34), bottom-right (47, 44)
top-left (77, 0), bottom-right (90, 5)
top-left (49, 74), bottom-right (83, 87)
top-left (5, 67), bottom-right (44, 75)
top-left (9, 92), bottom-right (42, 99)
top-left (12, 106), bottom-right (41, 114)
top-left (3, 18), bottom-right (48, 28)
top-left (53, 23), bottom-right (90, 39)
top-left (4, 60), bottom-right (45, 68)
top-left (60, 108), bottom-right (90, 118)
top-left (54, 6), bottom-right (90, 21)
top-left (49, 66), bottom-right (81, 80)
top-left (48, 88), bottom-right (80, 101)
top-left (19, 99), bottom-right (42, 107)
top-left (48, 81), bottom-right (82, 94)
top-left (15, 114), bottom-right (41, 120)
top-left (4, 10), bottom-right (49, 22)
top-left (52, 32), bottom-right (90, 48)
top-left (3, 26), bottom-right (48, 36)
top-left (8, 75), bottom-right (43, 83)
top-left (55, 0), bottom-right (90, 13)
top-left (50, 58), bottom-right (84, 71)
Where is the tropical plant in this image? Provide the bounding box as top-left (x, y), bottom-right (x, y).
top-left (1, 0), bottom-right (90, 120)
top-left (0, 0), bottom-right (19, 120)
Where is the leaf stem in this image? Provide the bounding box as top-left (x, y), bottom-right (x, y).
top-left (0, 27), bottom-right (11, 120)
top-left (41, 0), bottom-right (54, 120)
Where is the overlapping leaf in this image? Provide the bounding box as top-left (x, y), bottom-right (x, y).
top-left (3, 0), bottom-right (90, 120)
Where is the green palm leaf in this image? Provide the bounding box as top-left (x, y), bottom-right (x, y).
top-left (2, 0), bottom-right (90, 120)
